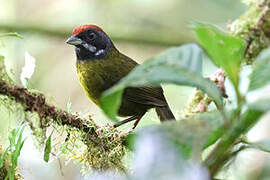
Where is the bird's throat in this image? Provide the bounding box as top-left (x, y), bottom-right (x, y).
top-left (75, 41), bottom-right (114, 62)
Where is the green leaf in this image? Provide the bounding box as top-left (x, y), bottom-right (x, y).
top-left (239, 109), bottom-right (264, 134)
top-left (0, 149), bottom-right (8, 168)
top-left (4, 126), bottom-right (26, 180)
top-left (101, 90), bottom-right (123, 120)
top-left (192, 23), bottom-right (245, 89)
top-left (225, 108), bottom-right (265, 145)
top-left (101, 43), bottom-right (223, 120)
top-left (248, 99), bottom-right (270, 112)
top-left (246, 139), bottom-right (270, 153)
top-left (105, 127), bottom-right (210, 180)
top-left (204, 126), bottom-right (225, 149)
top-left (0, 32), bottom-right (23, 39)
top-left (204, 108), bottom-right (265, 170)
top-left (128, 111), bottom-right (224, 157)
top-left (126, 133), bottom-right (137, 151)
top-left (66, 98), bottom-right (72, 113)
top-left (249, 48), bottom-right (270, 91)
top-left (44, 133), bottom-right (52, 163)
top-left (9, 126), bottom-right (25, 167)
top-left (161, 111), bottom-right (224, 154)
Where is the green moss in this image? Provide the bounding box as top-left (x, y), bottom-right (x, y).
top-left (230, 0), bottom-right (270, 63)
top-left (0, 146), bottom-right (8, 179)
top-left (242, 0), bottom-right (257, 6)
top-left (0, 56), bottom-right (15, 84)
top-left (59, 124), bottom-right (127, 173)
top-left (184, 89), bottom-right (205, 117)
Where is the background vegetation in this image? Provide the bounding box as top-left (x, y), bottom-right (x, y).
top-left (1, 0), bottom-right (270, 180)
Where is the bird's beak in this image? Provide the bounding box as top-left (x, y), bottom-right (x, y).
top-left (66, 35), bottom-right (83, 46)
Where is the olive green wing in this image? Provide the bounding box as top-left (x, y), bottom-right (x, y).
top-left (118, 53), bottom-right (168, 107)
top-left (123, 86), bottom-right (168, 107)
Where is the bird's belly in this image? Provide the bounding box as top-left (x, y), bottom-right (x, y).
top-left (77, 71), bottom-right (105, 105)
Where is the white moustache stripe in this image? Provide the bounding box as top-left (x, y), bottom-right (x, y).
top-left (82, 43), bottom-right (97, 53)
top-left (95, 49), bottom-right (105, 56)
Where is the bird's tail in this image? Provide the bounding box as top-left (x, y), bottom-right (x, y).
top-left (155, 106), bottom-right (175, 122)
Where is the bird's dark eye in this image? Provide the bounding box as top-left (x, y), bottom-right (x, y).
top-left (88, 32), bottom-right (96, 40)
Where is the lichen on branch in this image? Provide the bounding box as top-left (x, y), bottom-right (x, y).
top-left (184, 69), bottom-right (226, 117)
top-left (0, 58), bottom-right (127, 172)
top-left (230, 0), bottom-right (270, 63)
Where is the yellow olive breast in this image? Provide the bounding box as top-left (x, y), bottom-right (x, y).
top-left (76, 50), bottom-right (137, 106)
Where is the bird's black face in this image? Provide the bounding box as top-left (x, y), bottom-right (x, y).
top-left (66, 28), bottom-right (113, 61)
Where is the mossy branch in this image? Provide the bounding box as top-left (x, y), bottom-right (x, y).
top-left (0, 81), bottom-right (97, 137)
top-left (0, 59), bottom-right (127, 171)
top-left (230, 0), bottom-right (270, 63)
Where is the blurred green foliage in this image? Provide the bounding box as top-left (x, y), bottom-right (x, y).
top-left (0, 126), bottom-right (25, 180)
top-left (101, 22), bottom-right (270, 179)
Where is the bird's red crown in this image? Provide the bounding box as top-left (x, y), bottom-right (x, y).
top-left (72, 25), bottom-right (105, 35)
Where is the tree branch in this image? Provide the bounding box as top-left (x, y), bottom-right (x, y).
top-left (0, 81), bottom-right (98, 137)
top-left (230, 0), bottom-right (270, 63)
top-left (0, 63), bottom-right (127, 171)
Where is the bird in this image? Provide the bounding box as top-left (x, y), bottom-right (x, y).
top-left (66, 24), bottom-right (175, 129)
